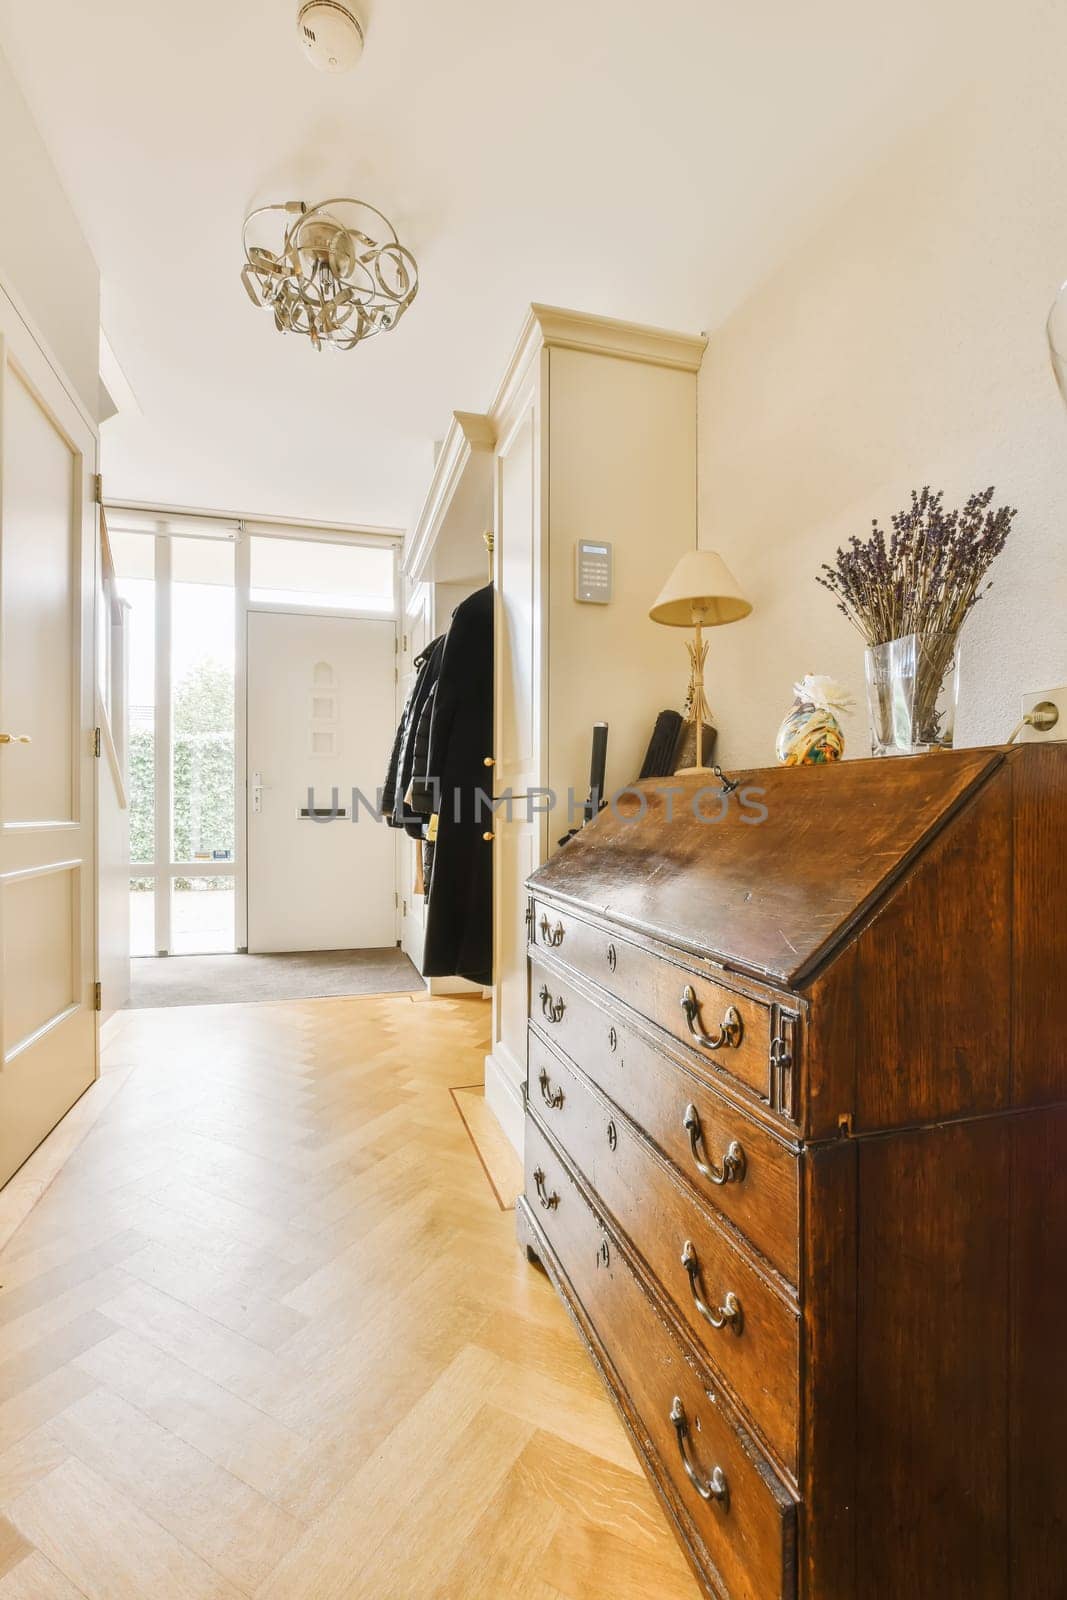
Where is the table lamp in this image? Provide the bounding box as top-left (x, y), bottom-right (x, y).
top-left (649, 550), bottom-right (752, 774)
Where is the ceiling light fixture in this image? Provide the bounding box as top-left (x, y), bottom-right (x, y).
top-left (241, 199), bottom-right (419, 353)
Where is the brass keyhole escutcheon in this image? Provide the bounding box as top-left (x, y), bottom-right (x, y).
top-left (607, 943), bottom-right (617, 973)
top-left (608, 1026), bottom-right (618, 1053)
top-left (596, 1238), bottom-right (611, 1270)
top-left (607, 1120), bottom-right (618, 1152)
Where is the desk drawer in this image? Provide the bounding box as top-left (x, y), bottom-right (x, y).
top-left (523, 1118), bottom-right (797, 1600)
top-left (529, 1002), bottom-right (799, 1285)
top-left (528, 1038), bottom-right (800, 1474)
top-left (530, 923), bottom-right (796, 1120)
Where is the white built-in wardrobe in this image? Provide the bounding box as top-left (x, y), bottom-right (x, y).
top-left (404, 306), bottom-right (705, 1152)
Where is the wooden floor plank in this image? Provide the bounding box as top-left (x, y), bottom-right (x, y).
top-left (0, 993), bottom-right (701, 1600)
top-left (6, 1456), bottom-right (244, 1600)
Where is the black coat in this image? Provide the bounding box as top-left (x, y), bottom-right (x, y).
top-left (381, 635), bottom-right (444, 828)
top-left (422, 585), bottom-right (493, 986)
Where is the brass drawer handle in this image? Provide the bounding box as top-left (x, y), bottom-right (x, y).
top-left (538, 1067), bottom-right (564, 1110)
top-left (683, 1104), bottom-right (746, 1187)
top-left (539, 984), bottom-right (566, 1024)
top-left (670, 1398), bottom-right (729, 1508)
top-left (680, 1241), bottom-right (743, 1333)
top-left (539, 914), bottom-right (565, 947)
top-left (680, 985), bottom-right (743, 1051)
top-left (533, 1168), bottom-right (559, 1211)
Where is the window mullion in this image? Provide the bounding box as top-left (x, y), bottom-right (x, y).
top-left (154, 530), bottom-right (172, 955)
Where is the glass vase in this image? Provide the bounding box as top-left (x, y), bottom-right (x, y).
top-left (864, 632), bottom-right (959, 756)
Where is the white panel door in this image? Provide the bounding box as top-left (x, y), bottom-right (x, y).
top-left (0, 297), bottom-right (97, 1188)
top-left (246, 610), bottom-right (397, 953)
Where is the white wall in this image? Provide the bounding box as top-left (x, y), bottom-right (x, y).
top-left (0, 44), bottom-right (100, 419)
top-left (698, 53), bottom-right (1067, 770)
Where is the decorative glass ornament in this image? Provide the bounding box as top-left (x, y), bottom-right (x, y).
top-left (776, 675), bottom-right (853, 766)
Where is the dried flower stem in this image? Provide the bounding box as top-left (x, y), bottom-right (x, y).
top-left (816, 486), bottom-right (1016, 743)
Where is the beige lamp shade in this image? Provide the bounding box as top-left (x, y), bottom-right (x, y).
top-left (649, 549), bottom-right (752, 627)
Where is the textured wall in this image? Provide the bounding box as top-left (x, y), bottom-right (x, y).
top-left (698, 54), bottom-right (1067, 769)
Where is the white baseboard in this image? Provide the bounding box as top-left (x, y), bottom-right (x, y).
top-left (485, 1049), bottom-right (525, 1156)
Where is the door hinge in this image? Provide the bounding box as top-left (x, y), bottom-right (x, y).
top-left (92, 473), bottom-right (104, 505)
top-left (92, 726), bottom-right (102, 758)
top-left (93, 980), bottom-right (102, 1012)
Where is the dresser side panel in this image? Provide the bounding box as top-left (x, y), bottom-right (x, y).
top-left (1008, 1106), bottom-right (1067, 1592)
top-left (1008, 742), bottom-right (1067, 1104)
top-left (800, 1140), bottom-right (857, 1599)
top-left (855, 1120), bottom-right (1010, 1595)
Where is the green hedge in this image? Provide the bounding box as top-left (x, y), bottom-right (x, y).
top-left (129, 662), bottom-right (234, 880)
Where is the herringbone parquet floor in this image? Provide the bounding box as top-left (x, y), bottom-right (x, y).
top-left (0, 992), bottom-right (702, 1600)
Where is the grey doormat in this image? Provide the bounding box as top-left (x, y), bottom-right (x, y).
top-left (128, 947), bottom-right (423, 1009)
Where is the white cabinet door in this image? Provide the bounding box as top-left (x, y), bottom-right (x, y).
top-left (487, 380), bottom-right (546, 1150)
top-left (246, 610), bottom-right (397, 954)
top-left (0, 295), bottom-right (98, 1187)
top-left (399, 579), bottom-right (431, 970)
top-left (493, 395), bottom-right (544, 802)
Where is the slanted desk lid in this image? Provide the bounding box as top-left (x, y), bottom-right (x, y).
top-left (528, 749), bottom-right (1005, 988)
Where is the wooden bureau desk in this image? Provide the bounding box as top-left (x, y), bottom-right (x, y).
top-left (517, 745), bottom-right (1066, 1599)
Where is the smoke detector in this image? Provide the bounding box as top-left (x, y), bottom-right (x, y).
top-left (297, 2), bottom-right (365, 72)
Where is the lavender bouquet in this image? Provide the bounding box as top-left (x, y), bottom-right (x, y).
top-left (816, 487), bottom-right (1016, 750)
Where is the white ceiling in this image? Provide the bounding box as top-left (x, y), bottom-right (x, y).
top-left (0, 0), bottom-right (994, 530)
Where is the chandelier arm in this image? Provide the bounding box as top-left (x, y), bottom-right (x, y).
top-left (242, 197), bottom-right (417, 351)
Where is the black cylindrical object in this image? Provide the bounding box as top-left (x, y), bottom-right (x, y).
top-left (586, 722), bottom-right (609, 822)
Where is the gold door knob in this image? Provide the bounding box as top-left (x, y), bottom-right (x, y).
top-left (483, 756), bottom-right (495, 767)
top-left (0, 733), bottom-right (31, 745)
top-left (482, 830), bottom-right (495, 842)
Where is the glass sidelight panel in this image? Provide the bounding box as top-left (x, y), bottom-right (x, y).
top-left (171, 537), bottom-right (235, 870)
top-left (129, 878), bottom-right (155, 958)
top-left (171, 876), bottom-right (235, 955)
top-left (110, 531), bottom-right (157, 864)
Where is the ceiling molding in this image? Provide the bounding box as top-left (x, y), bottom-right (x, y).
top-left (488, 301), bottom-right (707, 435)
top-left (404, 410), bottom-right (495, 581)
top-left (529, 303), bottom-right (707, 371)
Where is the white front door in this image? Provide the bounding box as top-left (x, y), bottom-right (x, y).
top-left (246, 610), bottom-right (397, 954)
top-left (0, 291), bottom-right (98, 1187)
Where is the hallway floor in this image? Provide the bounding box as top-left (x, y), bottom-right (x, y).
top-left (127, 948), bottom-right (423, 1009)
top-left (0, 995), bottom-right (701, 1600)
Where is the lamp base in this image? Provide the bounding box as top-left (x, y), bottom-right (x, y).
top-left (674, 764), bottom-right (716, 777)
